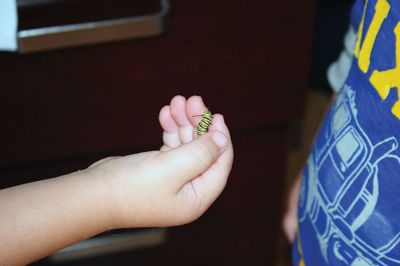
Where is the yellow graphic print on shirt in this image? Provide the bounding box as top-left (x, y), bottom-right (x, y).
top-left (354, 0), bottom-right (400, 119)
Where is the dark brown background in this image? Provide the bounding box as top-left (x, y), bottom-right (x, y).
top-left (0, 0), bottom-right (314, 265)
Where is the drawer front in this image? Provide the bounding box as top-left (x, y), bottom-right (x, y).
top-left (1, 0), bottom-right (312, 167)
top-left (1, 1), bottom-right (313, 264)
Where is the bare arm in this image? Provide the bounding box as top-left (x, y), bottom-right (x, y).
top-left (0, 170), bottom-right (112, 265)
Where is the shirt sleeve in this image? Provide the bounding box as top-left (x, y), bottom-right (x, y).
top-left (327, 25), bottom-right (357, 93)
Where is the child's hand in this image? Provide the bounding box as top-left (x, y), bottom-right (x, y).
top-left (89, 96), bottom-right (234, 229)
top-left (283, 176), bottom-right (301, 243)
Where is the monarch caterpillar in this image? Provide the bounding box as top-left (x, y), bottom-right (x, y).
top-left (194, 109), bottom-right (213, 136)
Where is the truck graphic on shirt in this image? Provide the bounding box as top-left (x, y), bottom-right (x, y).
top-left (298, 86), bottom-right (400, 265)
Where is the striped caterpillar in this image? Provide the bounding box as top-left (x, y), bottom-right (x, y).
top-left (194, 109), bottom-right (213, 136)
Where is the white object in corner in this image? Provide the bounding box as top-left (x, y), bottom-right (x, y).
top-left (0, 0), bottom-right (18, 51)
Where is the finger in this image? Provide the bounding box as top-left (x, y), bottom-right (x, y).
top-left (207, 114), bottom-right (234, 170)
top-left (283, 177), bottom-right (301, 243)
top-left (155, 131), bottom-right (228, 190)
top-left (170, 96), bottom-right (193, 143)
top-left (159, 105), bottom-right (178, 133)
top-left (186, 95), bottom-right (207, 127)
top-left (159, 105), bottom-right (181, 149)
top-left (283, 211), bottom-right (297, 244)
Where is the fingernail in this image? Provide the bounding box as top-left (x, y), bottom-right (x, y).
top-left (212, 132), bottom-right (228, 150)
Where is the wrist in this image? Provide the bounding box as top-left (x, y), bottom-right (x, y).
top-left (81, 167), bottom-right (118, 232)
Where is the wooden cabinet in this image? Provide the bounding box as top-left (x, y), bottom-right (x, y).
top-left (0, 0), bottom-right (313, 265)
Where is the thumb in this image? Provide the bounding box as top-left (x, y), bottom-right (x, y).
top-left (156, 131), bottom-right (228, 188)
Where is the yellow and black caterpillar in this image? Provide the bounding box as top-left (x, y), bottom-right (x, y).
top-left (195, 109), bottom-right (213, 136)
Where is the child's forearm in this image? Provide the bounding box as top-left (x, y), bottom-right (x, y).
top-left (0, 169), bottom-right (113, 265)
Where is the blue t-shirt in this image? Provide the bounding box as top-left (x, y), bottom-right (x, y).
top-left (294, 0), bottom-right (400, 265)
